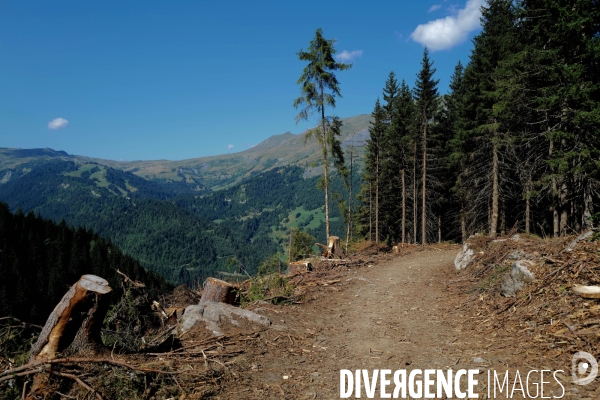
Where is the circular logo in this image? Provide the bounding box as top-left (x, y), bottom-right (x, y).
top-left (572, 351), bottom-right (598, 385)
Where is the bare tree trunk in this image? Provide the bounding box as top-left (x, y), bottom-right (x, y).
top-left (560, 180), bottom-right (568, 236)
top-left (320, 84), bottom-right (330, 240)
top-left (461, 205), bottom-right (467, 243)
top-left (438, 215), bottom-right (441, 244)
top-left (583, 182), bottom-right (593, 229)
top-left (401, 169), bottom-right (406, 244)
top-left (490, 141), bottom-right (499, 239)
top-left (346, 148), bottom-right (353, 254)
top-left (413, 142), bottom-right (417, 244)
top-left (289, 228), bottom-right (293, 263)
top-left (422, 118), bottom-right (427, 245)
top-left (375, 153), bottom-right (379, 245)
top-left (500, 203), bottom-right (506, 236)
top-left (525, 179), bottom-right (531, 234)
top-left (369, 180), bottom-right (372, 242)
top-left (549, 141), bottom-right (559, 237)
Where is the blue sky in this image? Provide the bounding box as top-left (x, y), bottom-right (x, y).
top-left (0, 0), bottom-right (484, 161)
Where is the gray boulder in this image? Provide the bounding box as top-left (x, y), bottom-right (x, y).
top-left (565, 230), bottom-right (594, 252)
top-left (179, 301), bottom-right (271, 336)
top-left (455, 243), bottom-right (475, 270)
top-left (500, 260), bottom-right (535, 297)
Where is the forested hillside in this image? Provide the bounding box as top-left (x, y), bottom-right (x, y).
top-left (0, 158), bottom-right (355, 285)
top-left (0, 202), bottom-right (172, 324)
top-left (358, 0), bottom-right (599, 245)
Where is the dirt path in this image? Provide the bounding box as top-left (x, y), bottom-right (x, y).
top-left (215, 247), bottom-right (574, 399)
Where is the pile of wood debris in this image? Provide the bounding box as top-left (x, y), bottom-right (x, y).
top-left (1, 238), bottom-right (446, 399)
top-left (449, 231), bottom-right (600, 380)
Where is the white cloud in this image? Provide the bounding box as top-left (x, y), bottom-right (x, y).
top-left (428, 4), bottom-right (442, 12)
top-left (227, 144), bottom-right (234, 150)
top-left (335, 50), bottom-right (363, 62)
top-left (48, 117), bottom-right (69, 130)
top-left (411, 0), bottom-right (483, 51)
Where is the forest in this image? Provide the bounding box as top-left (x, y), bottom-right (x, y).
top-left (0, 158), bottom-right (352, 285)
top-left (0, 202), bottom-right (172, 324)
top-left (357, 0), bottom-right (599, 245)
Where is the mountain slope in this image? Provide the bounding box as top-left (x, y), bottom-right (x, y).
top-left (0, 158), bottom-right (281, 284)
top-left (89, 114), bottom-right (370, 190)
top-left (0, 114), bottom-right (370, 191)
top-left (0, 201), bottom-right (172, 324)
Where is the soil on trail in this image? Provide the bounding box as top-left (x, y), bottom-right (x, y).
top-left (209, 247), bottom-right (577, 399)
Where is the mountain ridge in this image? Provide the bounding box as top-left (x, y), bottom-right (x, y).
top-left (1, 114), bottom-right (370, 190)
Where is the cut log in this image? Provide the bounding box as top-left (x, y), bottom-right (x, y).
top-left (573, 285), bottom-right (600, 299)
top-left (287, 261), bottom-right (313, 276)
top-left (199, 277), bottom-right (237, 304)
top-left (29, 275), bottom-right (112, 362)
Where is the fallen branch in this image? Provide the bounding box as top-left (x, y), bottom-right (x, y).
top-left (1, 357), bottom-right (205, 384)
top-left (51, 371), bottom-right (103, 400)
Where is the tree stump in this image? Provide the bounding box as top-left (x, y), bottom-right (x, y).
top-left (29, 275), bottom-right (112, 362)
top-left (200, 277), bottom-right (237, 304)
top-left (287, 261), bottom-right (313, 276)
top-left (317, 236), bottom-right (345, 259)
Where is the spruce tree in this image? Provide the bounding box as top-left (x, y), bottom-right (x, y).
top-left (413, 48), bottom-right (440, 244)
top-left (381, 80), bottom-right (415, 244)
top-left (364, 99), bottom-right (386, 244)
top-left (294, 28), bottom-right (352, 239)
top-left (460, 0), bottom-right (517, 239)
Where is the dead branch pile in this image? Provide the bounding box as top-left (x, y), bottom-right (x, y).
top-left (450, 232), bottom-right (600, 373)
top-left (0, 331), bottom-right (269, 399)
top-left (0, 272), bottom-right (270, 399)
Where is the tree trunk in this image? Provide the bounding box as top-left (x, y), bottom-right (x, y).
top-left (401, 169), bottom-right (406, 244)
top-left (29, 275), bottom-right (112, 362)
top-left (320, 83), bottom-right (330, 240)
top-left (421, 117), bottom-right (427, 245)
top-left (560, 180), bottom-right (568, 236)
top-left (490, 141), bottom-right (499, 239)
top-left (369, 180), bottom-right (373, 242)
top-left (438, 215), bottom-right (441, 244)
top-left (289, 228), bottom-right (293, 263)
top-left (525, 179), bottom-right (531, 234)
top-left (375, 153), bottom-right (379, 245)
top-left (346, 149), bottom-right (353, 254)
top-left (413, 142), bottom-right (417, 244)
top-left (461, 205), bottom-right (467, 243)
top-left (500, 202), bottom-right (506, 236)
top-left (550, 141), bottom-right (559, 237)
top-left (583, 182), bottom-right (593, 230)
top-left (200, 278), bottom-right (237, 305)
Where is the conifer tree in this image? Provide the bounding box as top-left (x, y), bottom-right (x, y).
top-left (381, 80), bottom-right (415, 244)
top-left (413, 48), bottom-right (440, 244)
top-left (460, 0), bottom-right (517, 239)
top-left (294, 28), bottom-right (352, 239)
top-left (364, 99), bottom-right (386, 244)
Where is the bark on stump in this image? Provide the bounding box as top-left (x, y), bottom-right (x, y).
top-left (317, 236), bottom-right (345, 259)
top-left (26, 275), bottom-right (112, 400)
top-left (287, 261), bottom-right (313, 276)
top-left (29, 274), bottom-right (112, 362)
top-left (200, 278), bottom-right (237, 304)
